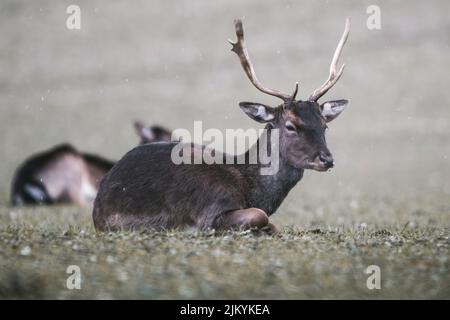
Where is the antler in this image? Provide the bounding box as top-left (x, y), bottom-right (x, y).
top-left (309, 18), bottom-right (350, 102)
top-left (229, 19), bottom-right (298, 102)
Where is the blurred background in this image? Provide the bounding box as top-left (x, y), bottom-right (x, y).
top-left (0, 0), bottom-right (449, 220)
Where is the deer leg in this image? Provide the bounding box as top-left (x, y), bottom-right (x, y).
top-left (214, 208), bottom-right (269, 231)
top-left (261, 222), bottom-right (278, 235)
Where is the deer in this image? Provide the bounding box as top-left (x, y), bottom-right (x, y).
top-left (93, 18), bottom-right (350, 233)
top-left (11, 122), bottom-right (172, 206)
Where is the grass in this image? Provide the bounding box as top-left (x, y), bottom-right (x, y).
top-left (0, 195), bottom-right (448, 299)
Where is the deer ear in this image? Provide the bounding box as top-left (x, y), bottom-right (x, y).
top-left (134, 121), bottom-right (154, 142)
top-left (320, 99), bottom-right (349, 122)
top-left (149, 125), bottom-right (173, 141)
top-left (239, 102), bottom-right (276, 123)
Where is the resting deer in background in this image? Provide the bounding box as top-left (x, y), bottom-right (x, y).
top-left (93, 18), bottom-right (350, 233)
top-left (11, 122), bottom-right (172, 206)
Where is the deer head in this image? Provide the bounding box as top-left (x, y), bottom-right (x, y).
top-left (229, 19), bottom-right (350, 171)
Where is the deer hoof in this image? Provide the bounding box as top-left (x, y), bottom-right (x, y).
top-left (260, 223), bottom-right (278, 235)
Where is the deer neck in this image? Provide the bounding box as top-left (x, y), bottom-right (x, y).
top-left (238, 126), bottom-right (304, 216)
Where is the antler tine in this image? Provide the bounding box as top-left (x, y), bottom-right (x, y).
top-left (309, 18), bottom-right (350, 102)
top-left (229, 19), bottom-right (298, 102)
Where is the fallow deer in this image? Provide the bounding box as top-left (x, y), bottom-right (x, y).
top-left (93, 19), bottom-right (350, 233)
top-left (11, 122), bottom-right (172, 206)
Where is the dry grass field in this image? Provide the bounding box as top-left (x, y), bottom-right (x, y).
top-left (0, 0), bottom-right (449, 299)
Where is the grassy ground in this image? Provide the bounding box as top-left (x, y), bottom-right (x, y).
top-left (0, 199), bottom-right (448, 299)
top-left (0, 0), bottom-right (449, 299)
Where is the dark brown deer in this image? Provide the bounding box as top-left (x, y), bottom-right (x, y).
top-left (93, 19), bottom-right (350, 233)
top-left (11, 122), bottom-right (172, 206)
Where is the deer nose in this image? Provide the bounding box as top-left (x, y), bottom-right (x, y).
top-left (319, 152), bottom-right (334, 168)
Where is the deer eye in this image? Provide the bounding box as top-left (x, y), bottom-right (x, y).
top-left (285, 121), bottom-right (297, 132)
